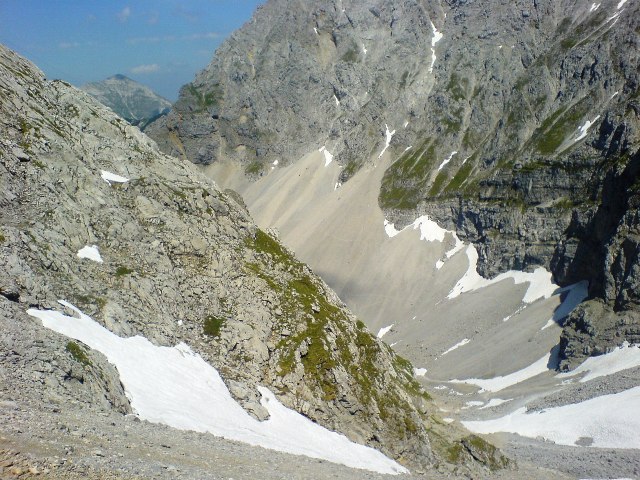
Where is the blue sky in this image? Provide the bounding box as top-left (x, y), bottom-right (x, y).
top-left (0, 1), bottom-right (264, 100)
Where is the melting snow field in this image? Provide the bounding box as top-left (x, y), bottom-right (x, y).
top-left (440, 338), bottom-right (470, 356)
top-left (557, 342), bottom-right (640, 383)
top-left (447, 244), bottom-right (557, 303)
top-left (450, 354), bottom-right (551, 393)
top-left (101, 170), bottom-right (129, 184)
top-left (318, 146), bottom-right (334, 167)
top-left (541, 281), bottom-right (589, 330)
top-left (76, 245), bottom-right (103, 263)
top-left (27, 302), bottom-right (407, 475)
top-left (437, 151), bottom-right (457, 171)
top-left (429, 21), bottom-right (443, 73)
top-left (378, 124), bottom-right (396, 159)
top-left (463, 386), bottom-right (640, 449)
top-left (377, 324), bottom-right (394, 338)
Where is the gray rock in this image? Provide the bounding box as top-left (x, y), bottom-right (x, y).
top-left (0, 43), bottom-right (470, 474)
top-left (148, 0), bottom-right (640, 368)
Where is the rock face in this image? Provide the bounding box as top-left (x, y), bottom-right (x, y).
top-left (81, 74), bottom-right (171, 130)
top-left (148, 0), bottom-right (640, 367)
top-left (0, 44), bottom-right (506, 474)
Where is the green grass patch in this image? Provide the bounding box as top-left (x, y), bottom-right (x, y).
top-left (66, 341), bottom-right (91, 366)
top-left (379, 138), bottom-right (437, 209)
top-left (203, 315), bottom-right (225, 337)
top-left (74, 294), bottom-right (107, 310)
top-left (446, 72), bottom-right (469, 101)
top-left (529, 96), bottom-right (593, 155)
top-left (115, 266), bottom-right (133, 277)
top-left (443, 157), bottom-right (475, 193)
top-left (245, 161), bottom-right (264, 176)
top-left (429, 170), bottom-right (449, 196)
top-left (341, 46), bottom-right (359, 63)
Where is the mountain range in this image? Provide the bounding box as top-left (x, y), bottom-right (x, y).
top-left (1, 0), bottom-right (639, 478)
top-left (81, 74), bottom-right (171, 130)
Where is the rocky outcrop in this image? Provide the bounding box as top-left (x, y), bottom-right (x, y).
top-left (81, 75), bottom-right (171, 130)
top-left (0, 43), bottom-right (508, 474)
top-left (148, 0), bottom-right (640, 367)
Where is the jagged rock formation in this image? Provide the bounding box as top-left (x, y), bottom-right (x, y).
top-left (0, 43), bottom-right (517, 475)
top-left (81, 74), bottom-right (171, 130)
top-left (148, 0), bottom-right (640, 367)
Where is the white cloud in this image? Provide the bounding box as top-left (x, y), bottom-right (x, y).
top-left (118, 6), bottom-right (131, 23)
top-left (130, 63), bottom-right (160, 74)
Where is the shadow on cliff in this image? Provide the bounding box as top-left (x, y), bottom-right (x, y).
top-left (551, 139), bottom-right (640, 310)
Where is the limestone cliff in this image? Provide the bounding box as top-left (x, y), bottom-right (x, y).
top-left (148, 0), bottom-right (640, 367)
top-left (0, 43), bottom-right (515, 474)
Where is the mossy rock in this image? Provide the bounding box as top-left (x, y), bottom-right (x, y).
top-left (203, 315), bottom-right (225, 337)
top-left (115, 266), bottom-right (133, 277)
top-left (66, 341), bottom-right (91, 366)
top-left (461, 434), bottom-right (511, 470)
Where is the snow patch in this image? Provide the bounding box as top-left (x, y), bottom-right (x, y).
top-left (76, 245), bottom-right (103, 263)
top-left (429, 21), bottom-right (443, 73)
top-left (617, 0), bottom-right (628, 8)
top-left (362, 44), bottom-right (367, 55)
top-left (318, 146), bottom-right (334, 167)
top-left (384, 215), bottom-right (464, 268)
top-left (503, 306), bottom-right (525, 322)
top-left (441, 338), bottom-right (470, 356)
top-left (590, 2), bottom-right (601, 12)
top-left (272, 159), bottom-right (279, 166)
top-left (334, 182), bottom-right (342, 191)
top-left (437, 151), bottom-right (457, 171)
top-left (313, 27), bottom-right (319, 35)
top-left (403, 120), bottom-right (409, 128)
top-left (413, 215), bottom-right (448, 242)
top-left (573, 116), bottom-right (601, 143)
top-left (541, 281), bottom-right (589, 330)
top-left (377, 324), bottom-right (394, 338)
top-left (478, 398), bottom-right (512, 410)
top-left (101, 170), bottom-right (129, 184)
top-left (461, 401), bottom-right (484, 410)
top-left (463, 386), bottom-right (640, 449)
top-left (610, 91), bottom-right (619, 100)
top-left (377, 124), bottom-right (396, 159)
top-left (442, 418), bottom-right (455, 423)
top-left (414, 368), bottom-right (427, 377)
top-left (450, 354), bottom-right (551, 393)
top-left (27, 303), bottom-right (408, 475)
top-left (447, 245), bottom-right (557, 303)
top-left (333, 95), bottom-right (340, 106)
top-left (383, 220), bottom-right (402, 238)
top-left (557, 342), bottom-right (640, 383)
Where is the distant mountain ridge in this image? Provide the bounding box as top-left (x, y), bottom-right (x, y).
top-left (81, 74), bottom-right (171, 130)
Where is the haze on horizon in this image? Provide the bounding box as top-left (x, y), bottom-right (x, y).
top-left (0, 0), bottom-right (263, 101)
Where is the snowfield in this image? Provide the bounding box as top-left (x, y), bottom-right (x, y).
top-left (462, 386), bottom-right (640, 449)
top-left (27, 301), bottom-right (408, 475)
top-left (76, 245), bottom-right (103, 263)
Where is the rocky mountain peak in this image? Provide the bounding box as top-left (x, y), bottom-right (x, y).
top-left (148, 0), bottom-right (640, 369)
top-left (81, 74), bottom-right (171, 130)
top-left (0, 43), bottom-right (514, 476)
